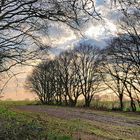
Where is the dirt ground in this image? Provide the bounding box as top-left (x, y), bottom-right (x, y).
top-left (15, 105), bottom-right (140, 140)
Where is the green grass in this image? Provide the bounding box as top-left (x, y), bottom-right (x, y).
top-left (78, 99), bottom-right (140, 111)
top-left (0, 101), bottom-right (140, 140)
top-left (0, 101), bottom-right (114, 139)
top-left (0, 101), bottom-right (72, 140)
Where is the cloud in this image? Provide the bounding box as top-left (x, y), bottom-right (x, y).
top-left (40, 0), bottom-right (119, 55)
top-left (40, 4), bottom-right (120, 57)
top-left (95, 0), bottom-right (110, 6)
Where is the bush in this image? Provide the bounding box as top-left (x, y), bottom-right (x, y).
top-left (111, 107), bottom-right (122, 111)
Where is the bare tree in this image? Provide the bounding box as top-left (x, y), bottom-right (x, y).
top-left (74, 44), bottom-right (102, 107)
top-left (105, 0), bottom-right (140, 111)
top-left (100, 41), bottom-right (128, 111)
top-left (26, 61), bottom-right (56, 104)
top-left (103, 37), bottom-right (139, 111)
top-left (57, 50), bottom-right (82, 107)
top-left (48, 59), bottom-right (64, 105)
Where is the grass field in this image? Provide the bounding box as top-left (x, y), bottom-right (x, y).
top-left (0, 101), bottom-right (140, 140)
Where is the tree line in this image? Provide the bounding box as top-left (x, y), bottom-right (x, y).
top-left (26, 33), bottom-right (140, 111)
top-left (26, 44), bottom-right (102, 107)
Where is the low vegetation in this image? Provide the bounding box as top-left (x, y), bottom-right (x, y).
top-left (0, 101), bottom-right (72, 140)
top-left (0, 101), bottom-right (140, 140)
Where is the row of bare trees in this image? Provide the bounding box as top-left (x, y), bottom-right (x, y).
top-left (26, 32), bottom-right (140, 111)
top-left (26, 44), bottom-right (103, 107)
top-left (28, 19), bottom-right (140, 111)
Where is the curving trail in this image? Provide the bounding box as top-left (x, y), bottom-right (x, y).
top-left (15, 105), bottom-right (140, 140)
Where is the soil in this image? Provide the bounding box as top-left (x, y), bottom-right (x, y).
top-left (16, 105), bottom-right (140, 127)
top-left (15, 105), bottom-right (140, 140)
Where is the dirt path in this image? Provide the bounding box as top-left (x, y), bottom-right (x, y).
top-left (15, 105), bottom-right (140, 140)
top-left (16, 105), bottom-right (140, 128)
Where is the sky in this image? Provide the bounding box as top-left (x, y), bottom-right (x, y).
top-left (41, 0), bottom-right (120, 54)
top-left (1, 0), bottom-right (121, 100)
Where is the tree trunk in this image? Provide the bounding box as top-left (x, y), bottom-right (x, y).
top-left (68, 97), bottom-right (77, 107)
top-left (84, 98), bottom-right (91, 107)
top-left (119, 94), bottom-right (124, 111)
top-left (124, 83), bottom-right (136, 112)
top-left (64, 95), bottom-right (68, 106)
top-left (69, 100), bottom-right (76, 107)
top-left (130, 97), bottom-right (136, 112)
top-left (137, 100), bottom-right (140, 108)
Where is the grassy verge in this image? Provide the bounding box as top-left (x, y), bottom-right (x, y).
top-left (0, 101), bottom-right (72, 140)
top-left (77, 100), bottom-right (140, 111)
top-left (0, 101), bottom-right (140, 140)
top-left (0, 101), bottom-right (113, 139)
